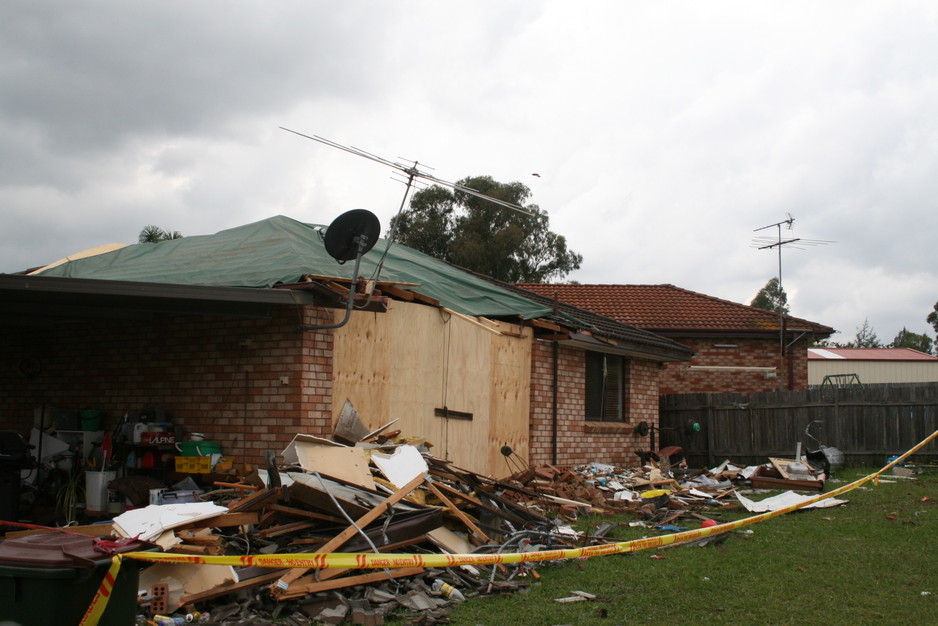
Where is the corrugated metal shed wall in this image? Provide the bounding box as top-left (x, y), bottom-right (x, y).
top-left (808, 360), bottom-right (938, 385)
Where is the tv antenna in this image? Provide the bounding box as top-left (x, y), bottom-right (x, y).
top-left (282, 127), bottom-right (535, 282)
top-left (751, 214), bottom-right (833, 390)
top-left (280, 127), bottom-right (533, 217)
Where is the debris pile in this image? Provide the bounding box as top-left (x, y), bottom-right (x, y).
top-left (106, 404), bottom-right (621, 623)
top-left (0, 404), bottom-right (842, 624)
top-left (150, 447), bottom-right (829, 623)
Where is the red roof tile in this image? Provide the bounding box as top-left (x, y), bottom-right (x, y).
top-left (515, 283), bottom-right (833, 336)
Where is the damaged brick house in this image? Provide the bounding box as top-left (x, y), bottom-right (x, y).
top-left (1, 215), bottom-right (692, 476)
top-left (517, 283), bottom-right (834, 394)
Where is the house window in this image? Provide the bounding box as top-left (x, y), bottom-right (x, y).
top-left (585, 351), bottom-right (628, 422)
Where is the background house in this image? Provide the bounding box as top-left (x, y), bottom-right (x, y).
top-left (517, 283), bottom-right (834, 394)
top-left (808, 347), bottom-right (938, 385)
top-left (1, 216), bottom-right (691, 476)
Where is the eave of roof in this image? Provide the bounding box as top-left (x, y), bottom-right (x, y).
top-left (0, 273), bottom-right (323, 325)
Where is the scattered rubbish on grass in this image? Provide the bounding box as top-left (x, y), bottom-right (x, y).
top-left (736, 490), bottom-right (848, 514)
top-left (1, 404), bottom-right (898, 624)
top-left (555, 590), bottom-right (597, 603)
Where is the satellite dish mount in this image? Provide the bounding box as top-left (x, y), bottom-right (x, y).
top-left (299, 209), bottom-right (381, 332)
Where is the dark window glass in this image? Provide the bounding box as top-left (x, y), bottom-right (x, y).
top-left (585, 351), bottom-right (628, 422)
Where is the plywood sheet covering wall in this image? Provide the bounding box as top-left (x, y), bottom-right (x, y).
top-left (488, 329), bottom-right (532, 476)
top-left (332, 301), bottom-right (531, 476)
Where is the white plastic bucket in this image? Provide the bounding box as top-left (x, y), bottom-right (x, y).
top-left (85, 470), bottom-right (116, 511)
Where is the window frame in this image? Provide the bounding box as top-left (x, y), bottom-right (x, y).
top-left (584, 350), bottom-right (629, 423)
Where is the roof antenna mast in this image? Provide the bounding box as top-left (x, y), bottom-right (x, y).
top-left (751, 214), bottom-right (832, 390)
top-left (280, 127), bottom-right (534, 280)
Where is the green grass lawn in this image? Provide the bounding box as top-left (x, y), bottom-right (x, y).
top-left (447, 467), bottom-right (938, 625)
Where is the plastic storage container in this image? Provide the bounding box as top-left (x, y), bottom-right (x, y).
top-left (160, 489), bottom-right (203, 504)
top-left (80, 409), bottom-right (103, 431)
top-left (85, 470), bottom-right (117, 512)
top-left (0, 532), bottom-right (155, 625)
top-left (175, 440), bottom-right (221, 457)
top-left (174, 455), bottom-right (213, 473)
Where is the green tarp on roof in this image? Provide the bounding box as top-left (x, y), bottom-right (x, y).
top-left (38, 215), bottom-right (554, 320)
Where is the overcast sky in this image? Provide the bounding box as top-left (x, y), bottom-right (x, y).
top-left (3, 1), bottom-right (937, 344)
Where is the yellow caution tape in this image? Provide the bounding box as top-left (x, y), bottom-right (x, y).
top-left (79, 554), bottom-right (122, 626)
top-left (86, 428), bottom-right (938, 617)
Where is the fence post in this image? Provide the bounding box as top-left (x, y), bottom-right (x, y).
top-left (706, 395), bottom-right (715, 468)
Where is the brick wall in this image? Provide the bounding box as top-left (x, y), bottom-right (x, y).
top-left (528, 340), bottom-right (659, 467)
top-left (658, 336), bottom-right (810, 395)
top-left (0, 307), bottom-right (336, 467)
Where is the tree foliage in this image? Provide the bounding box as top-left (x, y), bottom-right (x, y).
top-left (813, 301), bottom-right (938, 353)
top-left (890, 327), bottom-right (934, 354)
top-left (750, 277), bottom-right (790, 315)
top-left (138, 225), bottom-right (183, 243)
top-left (389, 176), bottom-right (582, 283)
top-left (849, 318), bottom-right (882, 348)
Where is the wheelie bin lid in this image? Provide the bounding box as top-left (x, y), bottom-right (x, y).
top-left (0, 531), bottom-right (156, 569)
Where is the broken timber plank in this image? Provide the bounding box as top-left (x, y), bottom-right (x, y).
top-left (441, 307), bottom-right (506, 336)
top-left (529, 318), bottom-right (564, 331)
top-left (213, 481), bottom-right (259, 491)
top-left (433, 481), bottom-right (530, 527)
top-left (769, 457), bottom-right (793, 480)
top-left (269, 472), bottom-right (427, 599)
top-left (167, 544), bottom-right (225, 556)
top-left (268, 504), bottom-right (344, 524)
top-left (228, 487), bottom-right (281, 513)
top-left (278, 567), bottom-right (425, 600)
top-left (174, 512), bottom-right (259, 531)
top-left (405, 289), bottom-right (439, 306)
top-left (177, 530), bottom-right (225, 547)
top-left (282, 537), bottom-right (427, 597)
top-left (378, 284), bottom-right (415, 301)
top-left (255, 520), bottom-right (319, 539)
top-left (425, 480), bottom-right (490, 546)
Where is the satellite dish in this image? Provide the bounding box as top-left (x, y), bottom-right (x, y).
top-left (297, 209), bottom-right (380, 333)
top-left (323, 209), bottom-right (381, 263)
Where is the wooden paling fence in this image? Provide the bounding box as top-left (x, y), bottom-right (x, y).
top-left (657, 383), bottom-right (938, 468)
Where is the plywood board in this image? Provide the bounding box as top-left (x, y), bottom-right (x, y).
top-left (332, 300), bottom-right (532, 477)
top-left (488, 330), bottom-right (531, 478)
top-left (292, 442), bottom-right (375, 489)
top-left (332, 305), bottom-right (394, 424)
top-left (281, 434), bottom-right (343, 464)
top-left (426, 525), bottom-right (474, 555)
